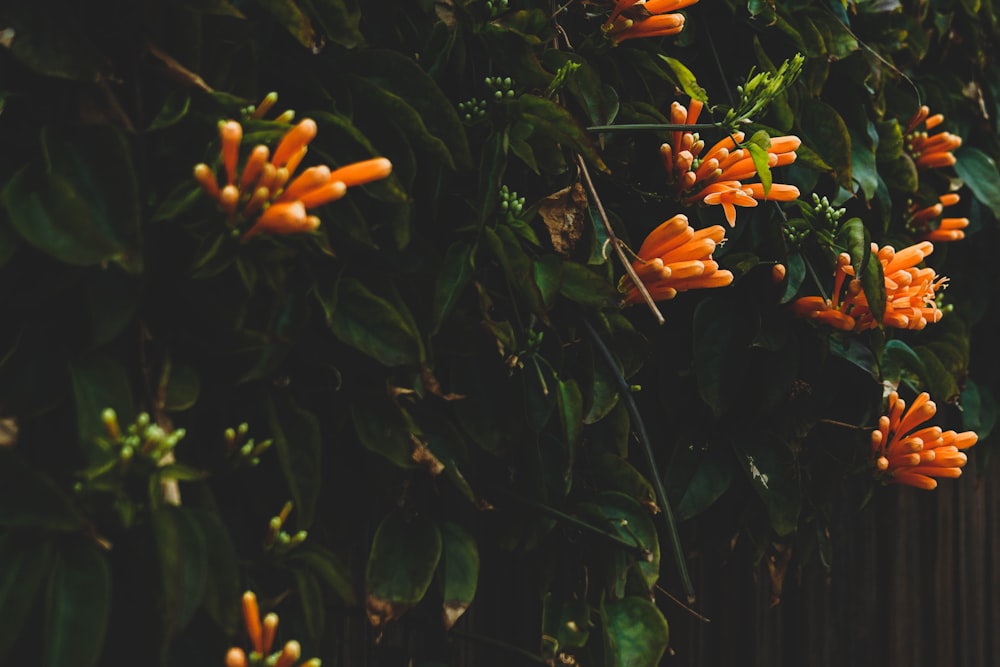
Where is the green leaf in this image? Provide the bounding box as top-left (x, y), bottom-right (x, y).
top-left (3, 125), bottom-right (142, 270)
top-left (674, 452), bottom-right (735, 521)
top-left (780, 252), bottom-right (806, 303)
top-left (265, 392), bottom-right (323, 528)
top-left (693, 295), bottom-right (748, 416)
top-left (187, 510), bottom-right (240, 634)
top-left (515, 94), bottom-right (608, 172)
top-left (162, 364), bottom-right (201, 412)
top-left (432, 241), bottom-right (475, 334)
top-left (601, 597), bottom-right (669, 667)
top-left (556, 379), bottom-right (583, 458)
top-left (591, 451), bottom-right (657, 512)
top-left (486, 225), bottom-right (549, 324)
top-left (836, 217), bottom-right (884, 323)
top-left (0, 451), bottom-right (87, 531)
top-left (881, 339), bottom-right (928, 389)
top-left (293, 568), bottom-right (325, 643)
top-left (148, 90), bottom-right (192, 131)
top-left (960, 379), bottom-right (997, 440)
top-left (365, 510), bottom-right (443, 628)
top-left (849, 129), bottom-right (879, 200)
top-left (798, 99), bottom-right (852, 188)
top-left (288, 543), bottom-right (358, 607)
top-left (43, 538), bottom-right (111, 667)
top-left (70, 355), bottom-right (134, 452)
top-left (0, 534), bottom-right (53, 659)
top-left (328, 277), bottom-right (423, 366)
top-left (533, 255), bottom-right (563, 309)
top-left (350, 50), bottom-right (472, 169)
top-left (747, 141), bottom-right (773, 195)
top-left (254, 0), bottom-right (319, 50)
top-left (541, 594), bottom-right (591, 660)
top-left (0, 7), bottom-right (108, 81)
top-left (733, 435), bottom-right (801, 536)
top-left (299, 0), bottom-right (363, 48)
top-left (880, 153), bottom-right (918, 193)
top-left (954, 147), bottom-right (1000, 215)
top-left (439, 522), bottom-right (479, 630)
top-left (152, 507), bottom-right (208, 634)
top-left (351, 398), bottom-right (417, 468)
top-left (559, 261), bottom-right (621, 308)
top-left (579, 491), bottom-right (660, 590)
top-left (658, 56), bottom-right (709, 103)
top-left (915, 346), bottom-right (960, 403)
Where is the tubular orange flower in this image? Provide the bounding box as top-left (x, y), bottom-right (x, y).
top-left (871, 391), bottom-right (977, 490)
top-left (621, 214), bottom-right (733, 304)
top-left (603, 0), bottom-right (698, 43)
top-left (241, 591), bottom-right (265, 655)
top-left (661, 99), bottom-right (800, 225)
top-left (228, 592), bottom-right (318, 667)
top-left (908, 193), bottom-right (969, 242)
top-left (791, 242), bottom-right (947, 332)
top-left (193, 118), bottom-right (392, 240)
top-left (905, 105), bottom-right (962, 170)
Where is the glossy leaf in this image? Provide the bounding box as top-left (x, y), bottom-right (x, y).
top-left (265, 392), bottom-right (323, 528)
top-left (0, 534), bottom-right (53, 659)
top-left (43, 538), bottom-right (111, 667)
top-left (289, 543), bottom-right (359, 607)
top-left (439, 521), bottom-right (479, 630)
top-left (152, 506), bottom-right (208, 634)
top-left (365, 510), bottom-right (443, 628)
top-left (658, 56), bottom-right (709, 103)
top-left (515, 94), bottom-right (608, 172)
top-left (954, 147), bottom-right (1000, 215)
top-left (559, 260), bottom-right (623, 308)
top-left (601, 597), bottom-right (670, 667)
top-left (329, 277), bottom-right (423, 367)
top-left (579, 491), bottom-right (660, 590)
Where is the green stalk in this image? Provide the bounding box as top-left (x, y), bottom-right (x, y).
top-left (587, 122), bottom-right (721, 133)
top-left (582, 319), bottom-right (696, 604)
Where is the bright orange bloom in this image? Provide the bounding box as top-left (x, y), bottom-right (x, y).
top-left (871, 391), bottom-right (977, 490)
top-left (791, 242), bottom-right (947, 332)
top-left (193, 119), bottom-right (392, 240)
top-left (622, 213), bottom-right (733, 303)
top-left (905, 105), bottom-right (962, 170)
top-left (660, 99), bottom-right (800, 225)
top-left (229, 591), bottom-right (318, 666)
top-left (603, 0), bottom-right (698, 43)
top-left (908, 192), bottom-right (969, 242)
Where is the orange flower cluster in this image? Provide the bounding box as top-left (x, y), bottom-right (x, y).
top-left (908, 192), bottom-right (969, 242)
top-left (194, 119), bottom-right (392, 240)
top-left (660, 99), bottom-right (800, 226)
top-left (905, 105), bottom-right (962, 170)
top-left (226, 591), bottom-right (319, 667)
top-left (871, 391), bottom-right (977, 490)
top-left (622, 213), bottom-right (733, 303)
top-left (792, 241), bottom-right (946, 331)
top-left (603, 0), bottom-right (698, 43)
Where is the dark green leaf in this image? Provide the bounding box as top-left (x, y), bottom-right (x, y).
top-left (152, 507), bottom-right (208, 634)
top-left (915, 346), bottom-right (960, 403)
top-left (881, 339), bottom-right (928, 389)
top-left (299, 0), bottom-right (363, 48)
top-left (880, 153), bottom-right (918, 193)
top-left (265, 392), bottom-right (322, 528)
top-left (798, 99), bottom-right (852, 188)
top-left (365, 510), bottom-right (443, 628)
top-left (439, 521), bottom-right (479, 630)
top-left (960, 379), bottom-right (997, 440)
top-left (289, 543), bottom-right (358, 607)
top-left (515, 94), bottom-right (608, 173)
top-left (148, 90), bottom-right (192, 131)
top-left (255, 0), bottom-right (319, 49)
top-left (559, 261), bottom-right (622, 308)
top-left (601, 597), bottom-right (669, 667)
top-left (70, 355), bottom-right (134, 452)
top-left (693, 295), bottom-right (748, 416)
top-left (3, 132), bottom-right (140, 269)
top-left (163, 364), bottom-right (201, 412)
top-left (187, 510), bottom-right (240, 634)
top-left (432, 241), bottom-right (475, 334)
top-left (849, 129), bottom-right (878, 199)
top-left (954, 147), bottom-right (1000, 215)
top-left (352, 398), bottom-right (417, 468)
top-left (780, 252), bottom-right (806, 304)
top-left (293, 568), bottom-right (325, 643)
top-left (43, 538), bottom-right (111, 667)
top-left (733, 435), bottom-right (801, 536)
top-left (556, 379), bottom-right (583, 458)
top-left (591, 451), bottom-right (656, 511)
top-left (579, 491), bottom-right (659, 590)
top-left (675, 452), bottom-right (735, 521)
top-left (0, 534), bottom-right (53, 659)
top-left (0, 7), bottom-right (108, 81)
top-left (0, 451), bottom-right (87, 531)
top-left (329, 277), bottom-right (423, 366)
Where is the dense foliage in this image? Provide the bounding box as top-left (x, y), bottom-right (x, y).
top-left (1, 0), bottom-right (999, 665)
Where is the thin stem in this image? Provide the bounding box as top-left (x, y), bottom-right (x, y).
top-left (582, 319), bottom-right (696, 604)
top-left (656, 585), bottom-right (712, 623)
top-left (449, 630), bottom-right (550, 665)
top-left (587, 122), bottom-right (722, 133)
top-left (803, 253), bottom-right (831, 302)
top-left (818, 418), bottom-right (867, 430)
top-left (493, 487), bottom-right (652, 560)
top-left (574, 154), bottom-right (665, 325)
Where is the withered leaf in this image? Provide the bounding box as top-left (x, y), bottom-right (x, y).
top-left (538, 182), bottom-right (588, 257)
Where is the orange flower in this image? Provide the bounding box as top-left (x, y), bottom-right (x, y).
top-left (622, 213), bottom-right (733, 303)
top-left (791, 242), bottom-right (947, 332)
top-left (193, 119), bottom-right (392, 240)
top-left (603, 0), bottom-right (698, 43)
top-left (908, 193), bottom-right (969, 242)
top-left (905, 105), bottom-right (962, 170)
top-left (871, 391), bottom-right (977, 490)
top-left (229, 591), bottom-right (319, 667)
top-left (660, 99), bottom-right (800, 225)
